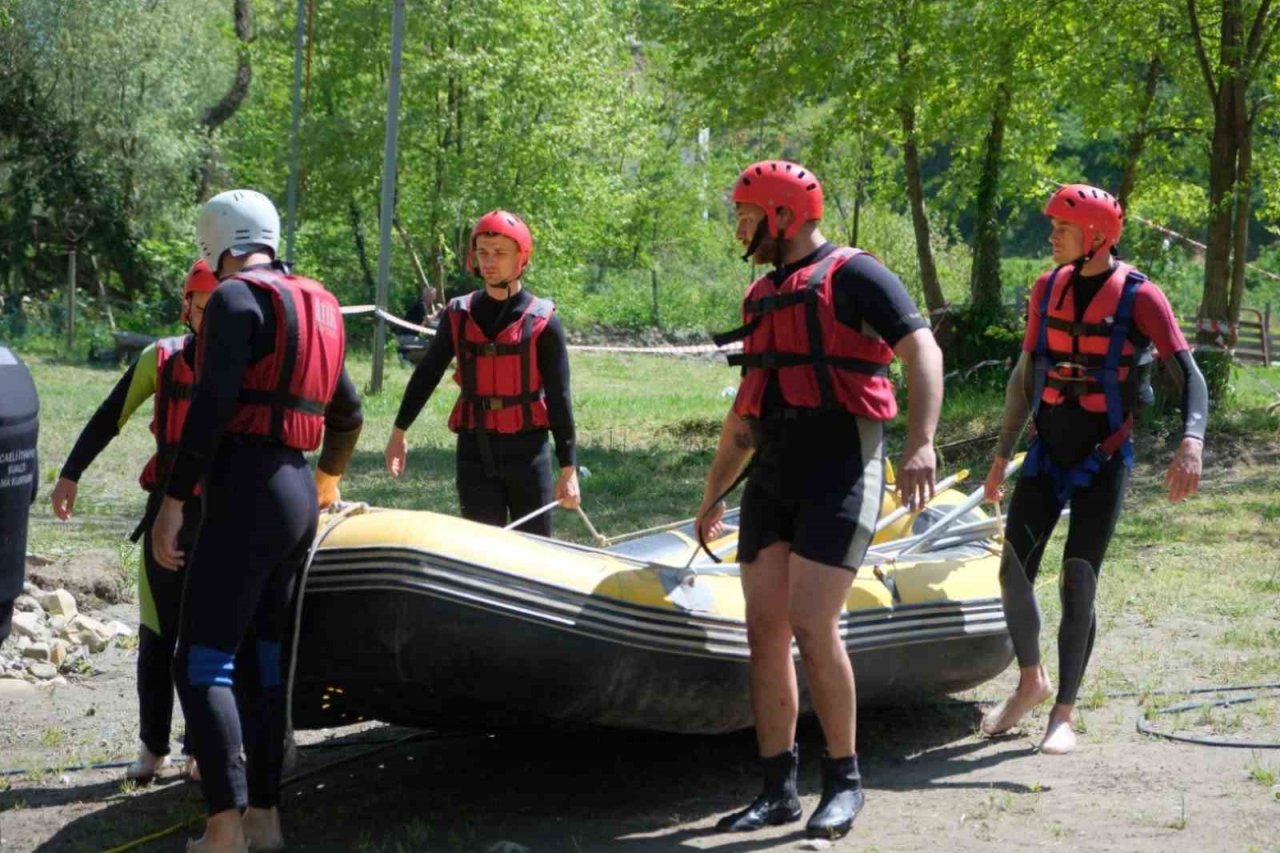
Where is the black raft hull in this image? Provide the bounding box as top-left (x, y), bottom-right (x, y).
top-left (290, 509), bottom-right (1013, 735)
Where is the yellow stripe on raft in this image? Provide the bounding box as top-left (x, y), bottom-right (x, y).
top-left (317, 495), bottom-right (1002, 624)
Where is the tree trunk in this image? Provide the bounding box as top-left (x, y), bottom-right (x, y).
top-left (1116, 54), bottom-right (1161, 211)
top-left (348, 197), bottom-right (376, 300)
top-left (196, 0), bottom-right (255, 201)
top-left (896, 37), bottom-right (946, 317)
top-left (1198, 91), bottom-right (1239, 330)
top-left (1228, 111), bottom-right (1253, 325)
top-left (968, 80), bottom-right (1012, 314)
top-left (393, 211), bottom-right (432, 295)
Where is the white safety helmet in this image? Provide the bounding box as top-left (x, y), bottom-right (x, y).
top-left (196, 189), bottom-right (281, 274)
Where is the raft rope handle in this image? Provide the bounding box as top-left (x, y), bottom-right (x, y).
top-left (284, 501), bottom-right (370, 740)
top-left (503, 500), bottom-right (563, 531)
top-left (502, 500), bottom-right (608, 547)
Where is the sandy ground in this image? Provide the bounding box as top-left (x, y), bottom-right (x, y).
top-left (1, 591), bottom-right (1277, 853)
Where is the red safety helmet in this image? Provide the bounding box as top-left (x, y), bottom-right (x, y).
top-left (180, 259), bottom-right (218, 324)
top-left (731, 160), bottom-right (824, 241)
top-left (466, 210), bottom-right (533, 276)
top-left (1044, 184), bottom-right (1124, 262)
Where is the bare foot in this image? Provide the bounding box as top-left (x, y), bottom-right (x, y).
top-left (186, 834), bottom-right (248, 853)
top-left (981, 669), bottom-right (1053, 736)
top-left (187, 810), bottom-right (248, 852)
top-left (242, 806), bottom-right (286, 852)
top-left (1039, 712), bottom-right (1078, 755)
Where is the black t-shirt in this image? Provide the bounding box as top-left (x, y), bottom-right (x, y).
top-left (394, 287), bottom-right (577, 468)
top-left (757, 243), bottom-right (929, 416)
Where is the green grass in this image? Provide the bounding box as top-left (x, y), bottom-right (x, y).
top-left (28, 349), bottom-right (1011, 552)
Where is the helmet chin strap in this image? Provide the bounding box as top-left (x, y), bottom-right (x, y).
top-left (741, 219), bottom-right (767, 263)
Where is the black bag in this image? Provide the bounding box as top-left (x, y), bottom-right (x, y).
top-left (0, 343), bottom-right (38, 642)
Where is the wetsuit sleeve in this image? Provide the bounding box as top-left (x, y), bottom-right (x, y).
top-left (1132, 284), bottom-right (1206, 441)
top-left (393, 321), bottom-right (456, 431)
top-left (59, 347), bottom-right (158, 481)
top-left (1165, 350), bottom-right (1209, 443)
top-left (831, 254), bottom-right (929, 346)
top-left (164, 283), bottom-right (262, 501)
top-left (538, 314), bottom-right (577, 468)
top-left (995, 351), bottom-right (1035, 459)
top-left (316, 367), bottom-right (364, 476)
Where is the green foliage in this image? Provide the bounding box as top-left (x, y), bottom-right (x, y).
top-left (937, 302), bottom-right (1023, 386)
top-left (2, 0), bottom-right (1280, 358)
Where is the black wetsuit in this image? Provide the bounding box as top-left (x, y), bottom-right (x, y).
top-left (60, 339), bottom-right (204, 759)
top-left (394, 287), bottom-right (576, 536)
top-left (998, 266), bottom-right (1208, 706)
top-left (737, 244), bottom-right (928, 570)
top-left (165, 265), bottom-right (363, 815)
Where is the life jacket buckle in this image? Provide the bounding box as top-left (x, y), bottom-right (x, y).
top-left (480, 343), bottom-right (499, 356)
top-left (485, 398), bottom-right (504, 411)
top-left (1052, 361), bottom-right (1090, 381)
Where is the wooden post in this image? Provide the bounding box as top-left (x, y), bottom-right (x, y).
top-left (650, 268), bottom-right (659, 328)
top-left (1263, 302), bottom-right (1271, 368)
top-left (65, 247), bottom-right (76, 352)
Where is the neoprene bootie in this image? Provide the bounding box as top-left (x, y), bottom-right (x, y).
top-left (716, 744), bottom-right (802, 832)
top-left (805, 753), bottom-right (864, 839)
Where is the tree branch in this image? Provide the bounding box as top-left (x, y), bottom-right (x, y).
top-left (1187, 0), bottom-right (1219, 101)
top-left (1245, 9), bottom-right (1280, 83)
top-left (1245, 0), bottom-right (1273, 62)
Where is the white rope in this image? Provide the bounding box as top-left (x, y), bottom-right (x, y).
top-left (284, 501), bottom-right (370, 738)
top-left (503, 500), bottom-right (562, 531)
top-left (574, 506), bottom-right (609, 547)
top-left (339, 304), bottom-right (740, 357)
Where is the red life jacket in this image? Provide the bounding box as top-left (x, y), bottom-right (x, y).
top-left (200, 265), bottom-right (346, 451)
top-left (138, 335), bottom-right (197, 492)
top-left (446, 291), bottom-right (553, 434)
top-left (720, 247), bottom-right (897, 422)
top-left (1033, 262), bottom-right (1154, 415)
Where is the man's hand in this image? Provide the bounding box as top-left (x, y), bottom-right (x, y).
top-left (51, 477), bottom-right (78, 520)
top-left (1165, 436), bottom-right (1203, 503)
top-left (695, 499), bottom-right (726, 544)
top-left (151, 497), bottom-right (186, 571)
top-left (316, 471), bottom-right (342, 510)
top-left (555, 466), bottom-right (581, 509)
top-left (983, 457), bottom-right (1009, 505)
top-left (897, 441), bottom-right (937, 512)
top-left (385, 428), bottom-right (408, 477)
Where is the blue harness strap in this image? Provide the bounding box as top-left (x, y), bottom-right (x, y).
top-left (1024, 267), bottom-right (1146, 502)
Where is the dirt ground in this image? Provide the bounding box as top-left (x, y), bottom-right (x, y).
top-left (1, 597), bottom-right (1276, 852)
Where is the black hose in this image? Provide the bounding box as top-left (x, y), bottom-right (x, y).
top-left (1135, 689), bottom-right (1280, 750)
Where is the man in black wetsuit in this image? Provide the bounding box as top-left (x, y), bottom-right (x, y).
top-left (979, 183), bottom-right (1207, 754)
top-left (696, 160), bottom-right (944, 840)
top-left (384, 209), bottom-right (579, 535)
top-left (152, 189), bottom-right (363, 852)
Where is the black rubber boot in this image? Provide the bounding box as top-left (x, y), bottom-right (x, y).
top-left (716, 745), bottom-right (802, 832)
top-left (805, 754), bottom-right (865, 839)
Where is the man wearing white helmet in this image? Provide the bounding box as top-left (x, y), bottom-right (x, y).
top-left (152, 189), bottom-right (363, 852)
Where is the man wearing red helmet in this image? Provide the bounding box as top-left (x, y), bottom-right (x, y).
top-left (979, 184), bottom-right (1207, 754)
top-left (51, 260), bottom-right (219, 784)
top-left (386, 210), bottom-right (580, 534)
top-left (696, 160), bottom-right (943, 839)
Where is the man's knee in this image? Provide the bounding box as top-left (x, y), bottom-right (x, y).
top-left (788, 611), bottom-right (840, 663)
top-left (1059, 558), bottom-right (1097, 623)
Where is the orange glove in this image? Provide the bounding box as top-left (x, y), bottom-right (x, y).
top-left (316, 471), bottom-right (342, 510)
